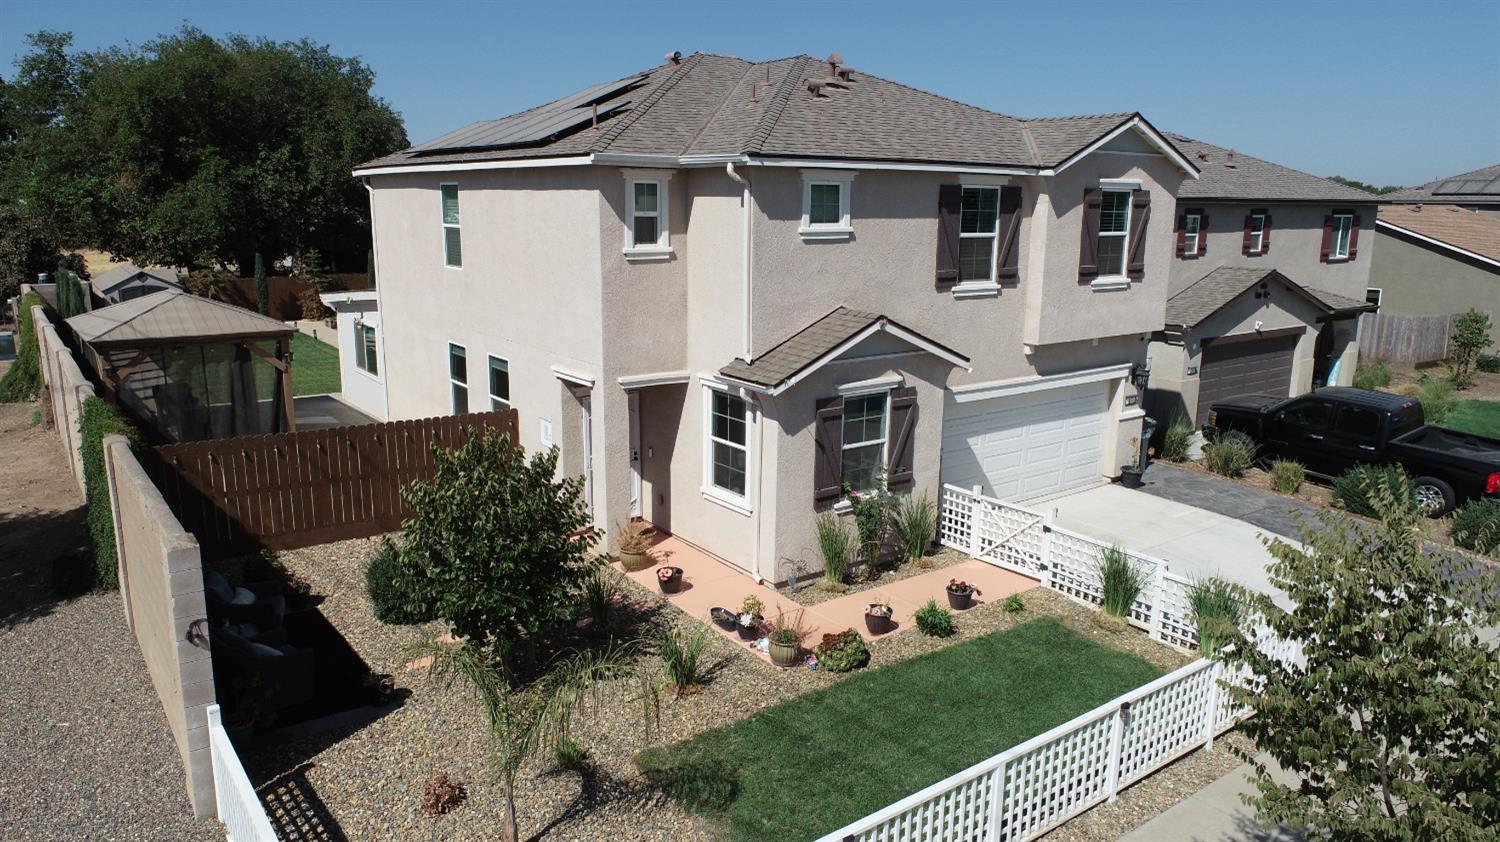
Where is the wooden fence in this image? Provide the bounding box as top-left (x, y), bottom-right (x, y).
top-left (143, 408), bottom-right (518, 558)
top-left (1358, 312), bottom-right (1455, 364)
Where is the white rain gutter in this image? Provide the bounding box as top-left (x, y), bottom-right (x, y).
top-left (725, 162), bottom-right (753, 362)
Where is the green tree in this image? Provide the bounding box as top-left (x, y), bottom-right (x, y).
top-left (1446, 308), bottom-right (1495, 389)
top-left (1224, 475), bottom-right (1499, 839)
top-left (253, 252), bottom-right (268, 316)
top-left (399, 431), bottom-right (595, 674)
top-left (1326, 175), bottom-right (1405, 195)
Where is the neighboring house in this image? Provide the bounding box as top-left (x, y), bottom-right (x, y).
top-left (1371, 204), bottom-right (1500, 343)
top-left (354, 51), bottom-right (1202, 584)
top-left (319, 290), bottom-right (387, 420)
top-left (89, 263), bottom-right (182, 306)
top-left (1146, 136), bottom-right (1378, 423)
top-left (1383, 162), bottom-right (1500, 218)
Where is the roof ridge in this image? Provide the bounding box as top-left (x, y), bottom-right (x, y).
top-left (1020, 112), bottom-right (1135, 123)
top-left (680, 61), bottom-right (761, 157)
top-left (591, 54), bottom-right (709, 153)
top-left (745, 56), bottom-right (814, 154)
top-left (1019, 123), bottom-right (1042, 168)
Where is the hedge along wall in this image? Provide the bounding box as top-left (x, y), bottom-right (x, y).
top-left (34, 306), bottom-right (94, 496)
top-left (0, 291), bottom-right (44, 402)
top-left (82, 396), bottom-right (139, 589)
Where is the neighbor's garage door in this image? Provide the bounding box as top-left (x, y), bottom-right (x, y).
top-left (941, 381), bottom-right (1110, 502)
top-left (1196, 334), bottom-right (1297, 418)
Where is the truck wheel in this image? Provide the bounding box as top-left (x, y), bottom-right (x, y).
top-left (1412, 477), bottom-right (1455, 517)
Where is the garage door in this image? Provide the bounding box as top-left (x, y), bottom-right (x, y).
top-left (1196, 334), bottom-right (1297, 419)
top-left (941, 381), bottom-right (1110, 502)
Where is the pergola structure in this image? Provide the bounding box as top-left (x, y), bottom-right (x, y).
top-left (67, 290), bottom-right (297, 441)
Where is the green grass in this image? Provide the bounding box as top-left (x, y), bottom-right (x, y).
top-left (636, 617), bottom-right (1163, 841)
top-left (291, 332), bottom-right (341, 396)
top-left (1442, 400), bottom-right (1500, 438)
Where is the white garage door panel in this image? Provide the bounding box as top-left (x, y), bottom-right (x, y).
top-left (942, 381), bottom-right (1110, 502)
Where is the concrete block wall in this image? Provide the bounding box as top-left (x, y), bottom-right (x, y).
top-left (33, 304), bottom-right (92, 497)
top-left (103, 435), bottom-right (217, 818)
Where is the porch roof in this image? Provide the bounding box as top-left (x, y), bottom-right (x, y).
top-left (1164, 267), bottom-right (1374, 331)
top-left (719, 306), bottom-right (970, 394)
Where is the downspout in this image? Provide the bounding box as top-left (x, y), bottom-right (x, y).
top-left (749, 392), bottom-right (766, 583)
top-left (726, 162), bottom-right (752, 362)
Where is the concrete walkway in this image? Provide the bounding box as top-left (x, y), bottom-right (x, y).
top-left (1120, 754), bottom-right (1305, 842)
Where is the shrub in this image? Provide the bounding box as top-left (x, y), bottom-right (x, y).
top-left (581, 566), bottom-right (622, 633)
top-left (891, 491), bottom-right (937, 564)
top-left (1159, 415), bottom-right (1194, 462)
top-left (1353, 359), bottom-right (1391, 391)
top-left (1001, 593), bottom-right (1025, 613)
top-left (420, 771), bottom-right (465, 816)
top-left (1269, 459), bottom-right (1305, 494)
top-left (914, 599), bottom-right (955, 637)
top-left (813, 629), bottom-right (870, 672)
top-left (1445, 308), bottom-right (1494, 388)
top-left (657, 626), bottom-right (707, 696)
top-left (847, 484), bottom-right (894, 579)
top-left (1202, 431), bottom-right (1256, 477)
top-left (553, 738), bottom-right (588, 771)
top-left (1332, 465), bottom-right (1413, 518)
top-left (1187, 577), bottom-right (1245, 654)
top-left (366, 537), bottom-right (435, 624)
top-left (1450, 500), bottom-right (1500, 556)
top-left (813, 512), bottom-right (855, 587)
top-left (0, 292), bottom-right (44, 403)
top-left (1478, 353), bottom-right (1500, 374)
top-left (1416, 375), bottom-right (1456, 424)
top-left (79, 397), bottom-right (138, 592)
top-left (1098, 545), bottom-right (1146, 618)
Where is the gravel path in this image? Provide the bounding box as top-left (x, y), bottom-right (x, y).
top-left (0, 400), bottom-right (221, 841)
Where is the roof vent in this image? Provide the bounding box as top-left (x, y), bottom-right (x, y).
top-left (665, 50), bottom-right (682, 65)
top-left (827, 52), bottom-right (843, 75)
top-left (1196, 151), bottom-right (1209, 161)
top-left (806, 79), bottom-right (826, 98)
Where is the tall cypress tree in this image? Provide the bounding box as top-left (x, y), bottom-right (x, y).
top-left (253, 252), bottom-right (268, 315)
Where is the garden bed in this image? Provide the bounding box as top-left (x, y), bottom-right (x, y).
top-left (782, 545), bottom-right (969, 606)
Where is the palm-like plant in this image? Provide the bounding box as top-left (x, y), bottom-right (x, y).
top-left (407, 638), bottom-right (658, 841)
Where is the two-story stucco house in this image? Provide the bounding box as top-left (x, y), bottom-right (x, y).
top-left (352, 51), bottom-right (1202, 584)
top-left (1144, 136), bottom-right (1379, 424)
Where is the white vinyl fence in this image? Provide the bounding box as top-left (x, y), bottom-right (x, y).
top-left (207, 705), bottom-right (277, 841)
top-left (939, 484), bottom-right (1201, 649)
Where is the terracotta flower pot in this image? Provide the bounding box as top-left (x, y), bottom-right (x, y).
top-left (769, 639), bottom-right (801, 668)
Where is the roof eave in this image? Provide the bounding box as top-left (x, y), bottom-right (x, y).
top-left (1045, 114), bottom-right (1201, 179)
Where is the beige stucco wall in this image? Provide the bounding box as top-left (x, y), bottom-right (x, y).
top-left (104, 435), bottom-right (217, 818)
top-left (1369, 227), bottom-right (1500, 344)
top-left (326, 297), bottom-right (387, 420)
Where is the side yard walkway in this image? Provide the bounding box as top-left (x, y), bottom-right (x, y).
top-left (0, 400), bottom-right (219, 841)
top-left (1118, 754), bottom-right (1305, 842)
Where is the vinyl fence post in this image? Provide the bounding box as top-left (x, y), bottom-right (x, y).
top-left (969, 485), bottom-right (984, 559)
top-left (1039, 508), bottom-right (1057, 586)
top-left (1150, 562), bottom-right (1166, 644)
top-left (1203, 660), bottom-right (1224, 751)
top-left (986, 760), bottom-right (1007, 841)
top-left (1105, 704), bottom-right (1126, 802)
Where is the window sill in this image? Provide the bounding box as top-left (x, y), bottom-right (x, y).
top-left (799, 226), bottom-right (853, 241)
top-left (354, 367), bottom-right (382, 384)
top-left (443, 264), bottom-right (463, 271)
top-left (701, 486), bottom-right (752, 516)
top-left (951, 281), bottom-right (1001, 299)
top-left (624, 246), bottom-right (674, 262)
top-left (1090, 277), bottom-right (1131, 292)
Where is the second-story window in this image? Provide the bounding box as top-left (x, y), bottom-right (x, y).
top-left (487, 355), bottom-right (509, 409)
top-left (440, 183), bottom-right (461, 268)
top-left (1248, 212), bottom-right (1266, 254)
top-left (355, 322), bottom-right (378, 376)
top-left (1182, 212), bottom-right (1202, 255)
top-left (1330, 213), bottom-right (1353, 260)
top-left (631, 181), bottom-right (661, 247)
top-left (959, 186), bottom-right (1000, 282)
top-left (799, 170), bottom-right (855, 239)
top-left (1096, 188), bottom-right (1132, 277)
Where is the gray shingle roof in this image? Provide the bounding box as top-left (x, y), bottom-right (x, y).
top-left (1169, 134), bottom-right (1378, 203)
top-left (89, 263), bottom-right (181, 297)
top-left (68, 290), bottom-right (294, 348)
top-left (1384, 162), bottom-right (1500, 204)
top-left (360, 53), bottom-right (1184, 172)
top-left (1165, 267), bottom-right (1373, 328)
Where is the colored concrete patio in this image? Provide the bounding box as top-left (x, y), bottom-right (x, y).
top-left (617, 533), bottom-right (1037, 664)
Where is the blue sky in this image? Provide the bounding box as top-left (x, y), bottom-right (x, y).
top-left (5, 0), bottom-right (1497, 186)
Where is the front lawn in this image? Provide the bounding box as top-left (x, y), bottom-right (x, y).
top-left (637, 617), bottom-right (1163, 842)
top-left (290, 331), bottom-right (341, 396)
top-left (1443, 399), bottom-right (1500, 438)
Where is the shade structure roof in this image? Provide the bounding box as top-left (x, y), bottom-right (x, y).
top-left (66, 289), bottom-right (294, 349)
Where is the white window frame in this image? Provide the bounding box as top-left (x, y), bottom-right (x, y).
top-left (448, 342), bottom-right (468, 415)
top-left (1095, 185), bottom-right (1133, 283)
top-left (1366, 287), bottom-right (1382, 310)
top-left (700, 379), bottom-right (753, 515)
top-left (1182, 212), bottom-right (1201, 256)
top-left (1248, 212), bottom-right (1266, 255)
top-left (840, 387), bottom-right (891, 494)
top-left (486, 354), bottom-right (510, 410)
top-left (622, 168), bottom-right (674, 260)
top-left (353, 320), bottom-right (379, 378)
top-left (440, 182), bottom-right (461, 269)
top-left (1330, 213), bottom-right (1353, 260)
top-left (799, 169), bottom-right (856, 240)
top-left (957, 185), bottom-right (1002, 286)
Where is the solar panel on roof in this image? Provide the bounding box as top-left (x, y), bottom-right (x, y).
top-left (410, 74), bottom-right (648, 154)
top-left (1433, 176), bottom-right (1500, 196)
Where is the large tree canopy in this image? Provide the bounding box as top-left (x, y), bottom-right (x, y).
top-left (1, 27), bottom-right (406, 280)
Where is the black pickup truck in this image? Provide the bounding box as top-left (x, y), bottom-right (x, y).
top-left (1206, 387), bottom-right (1500, 515)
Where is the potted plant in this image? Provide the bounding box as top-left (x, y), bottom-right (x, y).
top-left (709, 607), bottom-right (738, 632)
top-left (864, 601), bottom-right (895, 635)
top-left (766, 608), bottom-right (810, 668)
top-left (1120, 438), bottom-right (1145, 489)
top-left (616, 520), bottom-right (653, 572)
top-left (737, 595), bottom-right (764, 640)
top-left (656, 565), bottom-right (684, 594)
top-left (946, 578), bottom-right (978, 610)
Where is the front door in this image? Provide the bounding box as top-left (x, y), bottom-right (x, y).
top-left (580, 395), bottom-right (595, 524)
top-left (628, 391), bottom-right (642, 518)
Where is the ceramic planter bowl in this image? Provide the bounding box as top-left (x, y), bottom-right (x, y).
top-left (1120, 466), bottom-right (1144, 489)
top-left (710, 607), bottom-right (737, 632)
top-left (864, 606), bottom-right (894, 635)
top-left (946, 585), bottom-right (974, 610)
top-left (619, 548), bottom-right (650, 572)
top-left (769, 639), bottom-right (801, 668)
top-left (736, 616), bottom-right (761, 640)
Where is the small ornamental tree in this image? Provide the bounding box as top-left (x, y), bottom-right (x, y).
top-left (399, 430), bottom-right (593, 674)
top-left (1446, 308), bottom-right (1495, 389)
top-left (1224, 474), bottom-right (1500, 838)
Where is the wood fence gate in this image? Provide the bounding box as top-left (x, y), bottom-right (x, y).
top-left (144, 409), bottom-right (518, 558)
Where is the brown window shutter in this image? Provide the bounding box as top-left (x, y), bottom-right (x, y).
top-left (1195, 209), bottom-right (1208, 258)
top-left (1078, 188), bottom-right (1101, 280)
top-left (1262, 212), bottom-right (1272, 254)
top-left (1175, 212), bottom-right (1187, 258)
top-left (1242, 213), bottom-right (1254, 256)
top-left (1319, 215), bottom-right (1334, 263)
top-left (996, 185), bottom-right (1023, 282)
top-left (814, 397), bottom-right (845, 503)
top-left (1127, 189), bottom-right (1151, 280)
top-left (885, 387), bottom-right (918, 492)
top-left (1349, 213), bottom-right (1361, 260)
top-left (935, 184), bottom-right (962, 284)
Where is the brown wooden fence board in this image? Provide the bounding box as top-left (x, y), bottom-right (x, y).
top-left (1358, 312), bottom-right (1455, 365)
top-left (145, 408), bottom-right (519, 559)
